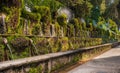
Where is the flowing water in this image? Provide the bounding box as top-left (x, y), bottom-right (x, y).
top-left (3, 38), bottom-right (14, 59)
top-left (6, 44), bottom-right (14, 59)
top-left (30, 39), bottom-right (39, 55)
top-left (57, 7), bottom-right (74, 22)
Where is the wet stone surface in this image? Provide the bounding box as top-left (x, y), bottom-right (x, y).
top-left (68, 46), bottom-right (120, 73)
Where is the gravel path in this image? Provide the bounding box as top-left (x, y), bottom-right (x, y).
top-left (68, 46), bottom-right (120, 73)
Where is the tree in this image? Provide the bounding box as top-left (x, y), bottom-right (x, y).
top-left (57, 0), bottom-right (92, 18)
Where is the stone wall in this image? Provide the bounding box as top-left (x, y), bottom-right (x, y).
top-left (0, 36), bottom-right (102, 61)
top-left (0, 42), bottom-right (119, 73)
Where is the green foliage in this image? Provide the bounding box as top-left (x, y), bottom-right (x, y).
top-left (29, 67), bottom-right (38, 73)
top-left (0, 6), bottom-right (11, 14)
top-left (32, 6), bottom-right (51, 23)
top-left (28, 65), bottom-right (43, 73)
top-left (10, 37), bottom-right (30, 51)
top-left (59, 37), bottom-right (69, 51)
top-left (0, 37), bottom-right (5, 61)
top-left (40, 0), bottom-right (63, 13)
top-left (100, 0), bottom-right (106, 14)
top-left (70, 18), bottom-right (80, 36)
top-left (97, 17), bottom-right (107, 30)
top-left (57, 14), bottom-right (67, 26)
top-left (21, 9), bottom-right (41, 21)
top-left (7, 36), bottom-right (30, 59)
top-left (69, 37), bottom-right (102, 49)
top-left (58, 0), bottom-right (93, 18)
top-left (91, 6), bottom-right (100, 22)
top-left (70, 18), bottom-right (79, 26)
top-left (24, 0), bottom-right (63, 13)
top-left (86, 23), bottom-right (93, 31)
top-left (32, 24), bottom-right (41, 35)
top-left (108, 19), bottom-right (118, 33)
top-left (48, 38), bottom-right (59, 53)
top-left (54, 22), bottom-right (61, 36)
top-left (90, 0), bottom-right (102, 6)
top-left (72, 55), bottom-right (80, 62)
top-left (67, 24), bottom-right (74, 37)
top-left (34, 38), bottom-right (50, 54)
top-left (3, 7), bottom-right (21, 34)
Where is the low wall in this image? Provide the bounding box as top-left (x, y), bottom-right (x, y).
top-left (0, 42), bottom-right (119, 73)
top-left (0, 36), bottom-right (102, 61)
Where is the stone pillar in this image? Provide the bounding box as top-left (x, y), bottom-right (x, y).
top-left (60, 27), bottom-right (64, 37)
top-left (47, 59), bottom-right (52, 73)
top-left (0, 14), bottom-right (6, 34)
top-left (50, 24), bottom-right (56, 37)
top-left (40, 22), bottom-right (43, 36)
top-left (23, 19), bottom-right (28, 35)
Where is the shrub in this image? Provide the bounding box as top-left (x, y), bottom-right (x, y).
top-left (108, 19), bottom-right (118, 33)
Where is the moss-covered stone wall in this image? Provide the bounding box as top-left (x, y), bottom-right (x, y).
top-left (1, 43), bottom-right (114, 73)
top-left (0, 36), bottom-right (102, 61)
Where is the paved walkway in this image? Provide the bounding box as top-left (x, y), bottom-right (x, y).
top-left (68, 46), bottom-right (120, 73)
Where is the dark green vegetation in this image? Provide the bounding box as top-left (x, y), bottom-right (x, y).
top-left (0, 35), bottom-right (101, 61)
top-left (0, 0), bottom-right (120, 60)
top-left (0, 0), bottom-right (119, 41)
top-left (0, 0), bottom-right (120, 72)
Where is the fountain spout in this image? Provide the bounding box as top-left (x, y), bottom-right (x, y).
top-left (3, 38), bottom-right (14, 60)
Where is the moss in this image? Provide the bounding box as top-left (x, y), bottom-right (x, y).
top-left (28, 64), bottom-right (44, 73)
top-left (82, 52), bottom-right (89, 60)
top-left (57, 14), bottom-right (67, 26)
top-left (33, 6), bottom-right (51, 23)
top-left (68, 41), bottom-right (74, 50)
top-left (68, 24), bottom-right (74, 37)
top-left (86, 23), bottom-right (93, 31)
top-left (21, 9), bottom-right (41, 21)
top-left (59, 37), bottom-right (69, 51)
top-left (29, 68), bottom-right (38, 73)
top-left (7, 36), bottom-right (30, 59)
top-left (69, 37), bottom-right (102, 49)
top-left (12, 48), bottom-right (30, 59)
top-left (48, 38), bottom-right (60, 53)
top-left (16, 18), bottom-right (25, 34)
top-left (10, 37), bottom-right (30, 51)
top-left (6, 7), bottom-right (21, 34)
top-left (34, 38), bottom-right (50, 54)
top-left (54, 22), bottom-right (61, 36)
top-left (72, 55), bottom-right (80, 63)
top-left (70, 18), bottom-right (82, 35)
top-left (32, 23), bottom-right (41, 35)
top-left (0, 37), bottom-right (5, 61)
top-left (0, 6), bottom-right (11, 14)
